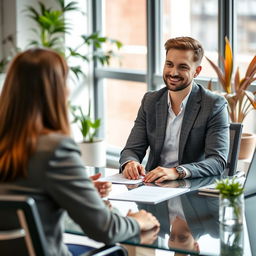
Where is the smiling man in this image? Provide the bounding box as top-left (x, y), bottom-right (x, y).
top-left (120, 36), bottom-right (229, 182)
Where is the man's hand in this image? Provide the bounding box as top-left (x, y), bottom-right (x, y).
top-left (90, 173), bottom-right (112, 198)
top-left (143, 166), bottom-right (179, 183)
top-left (122, 161), bottom-right (145, 180)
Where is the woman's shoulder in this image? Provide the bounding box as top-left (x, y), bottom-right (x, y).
top-left (37, 133), bottom-right (79, 154)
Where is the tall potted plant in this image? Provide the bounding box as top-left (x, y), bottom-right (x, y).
top-left (25, 0), bottom-right (122, 79)
top-left (206, 37), bottom-right (256, 159)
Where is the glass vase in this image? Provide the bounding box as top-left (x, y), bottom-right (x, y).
top-left (219, 194), bottom-right (244, 226)
top-left (220, 223), bottom-right (244, 256)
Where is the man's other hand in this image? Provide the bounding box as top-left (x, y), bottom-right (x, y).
top-left (123, 161), bottom-right (145, 180)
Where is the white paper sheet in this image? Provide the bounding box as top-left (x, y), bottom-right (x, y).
top-left (99, 173), bottom-right (143, 185)
top-left (108, 186), bottom-right (190, 204)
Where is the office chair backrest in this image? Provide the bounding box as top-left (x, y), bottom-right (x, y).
top-left (0, 195), bottom-right (48, 256)
top-left (227, 123), bottom-right (243, 176)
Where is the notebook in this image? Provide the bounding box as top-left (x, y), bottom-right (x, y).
top-left (198, 149), bottom-right (256, 197)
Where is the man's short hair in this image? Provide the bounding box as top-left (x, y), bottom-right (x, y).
top-left (164, 36), bottom-right (204, 63)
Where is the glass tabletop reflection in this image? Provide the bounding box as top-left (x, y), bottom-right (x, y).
top-left (65, 169), bottom-right (253, 256)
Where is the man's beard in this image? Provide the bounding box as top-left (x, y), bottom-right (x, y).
top-left (163, 75), bottom-right (191, 92)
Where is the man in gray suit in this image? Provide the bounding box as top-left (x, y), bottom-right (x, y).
top-left (120, 36), bottom-right (229, 182)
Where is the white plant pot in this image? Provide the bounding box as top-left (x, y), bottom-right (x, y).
top-left (79, 140), bottom-right (106, 167)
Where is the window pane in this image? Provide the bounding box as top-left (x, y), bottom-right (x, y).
top-left (105, 79), bottom-right (146, 147)
top-left (237, 0), bottom-right (256, 75)
top-left (103, 0), bottom-right (147, 70)
top-left (162, 0), bottom-right (218, 78)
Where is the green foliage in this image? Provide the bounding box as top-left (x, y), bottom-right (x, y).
top-left (215, 178), bottom-right (244, 197)
top-left (25, 0), bottom-right (123, 79)
top-left (1, 0), bottom-right (123, 76)
top-left (0, 58), bottom-right (8, 74)
top-left (70, 104), bottom-right (101, 143)
top-left (0, 35), bottom-right (20, 73)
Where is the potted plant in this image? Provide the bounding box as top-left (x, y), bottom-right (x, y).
top-left (206, 37), bottom-right (256, 159)
top-left (70, 104), bottom-right (105, 167)
top-left (25, 0), bottom-right (122, 79)
top-left (1, 0), bottom-right (122, 82)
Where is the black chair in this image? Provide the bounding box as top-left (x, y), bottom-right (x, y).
top-left (0, 195), bottom-right (127, 256)
top-left (226, 123), bottom-right (243, 176)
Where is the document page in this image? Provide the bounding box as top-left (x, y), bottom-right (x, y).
top-left (108, 186), bottom-right (190, 204)
top-left (99, 173), bottom-right (144, 185)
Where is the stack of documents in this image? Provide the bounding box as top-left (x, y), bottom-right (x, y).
top-left (108, 186), bottom-right (189, 204)
top-left (100, 173), bottom-right (189, 204)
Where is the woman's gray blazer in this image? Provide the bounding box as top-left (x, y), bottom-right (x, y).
top-left (0, 134), bottom-right (139, 255)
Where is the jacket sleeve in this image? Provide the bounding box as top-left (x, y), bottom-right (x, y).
top-left (182, 96), bottom-right (230, 177)
top-left (119, 93), bottom-right (150, 170)
top-left (44, 138), bottom-right (140, 244)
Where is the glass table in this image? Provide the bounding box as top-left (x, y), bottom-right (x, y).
top-left (65, 168), bottom-right (253, 256)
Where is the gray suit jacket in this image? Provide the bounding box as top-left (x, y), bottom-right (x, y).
top-left (120, 83), bottom-right (229, 177)
top-left (0, 134), bottom-right (139, 256)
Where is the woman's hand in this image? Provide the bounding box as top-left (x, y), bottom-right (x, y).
top-left (90, 173), bottom-right (112, 198)
top-left (127, 209), bottom-right (160, 231)
top-left (140, 226), bottom-right (160, 244)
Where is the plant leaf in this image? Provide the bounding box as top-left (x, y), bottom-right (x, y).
top-left (245, 55), bottom-right (256, 78)
top-left (234, 67), bottom-right (240, 93)
top-left (244, 90), bottom-right (256, 109)
top-left (205, 56), bottom-right (226, 91)
top-left (224, 37), bottom-right (233, 94)
top-left (207, 79), bottom-right (213, 91)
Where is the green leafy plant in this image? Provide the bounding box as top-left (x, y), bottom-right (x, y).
top-left (215, 178), bottom-right (244, 197)
top-left (216, 178), bottom-right (244, 222)
top-left (206, 37), bottom-right (256, 123)
top-left (70, 104), bottom-right (100, 143)
top-left (25, 0), bottom-right (122, 79)
top-left (0, 0), bottom-right (122, 78)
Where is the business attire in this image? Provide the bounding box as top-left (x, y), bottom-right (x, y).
top-left (0, 133), bottom-right (139, 256)
top-left (120, 83), bottom-right (229, 177)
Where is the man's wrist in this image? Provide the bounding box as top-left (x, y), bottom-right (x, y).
top-left (121, 160), bottom-right (133, 171)
top-left (175, 166), bottom-right (187, 179)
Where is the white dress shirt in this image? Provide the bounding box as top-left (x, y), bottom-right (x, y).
top-left (159, 91), bottom-right (192, 177)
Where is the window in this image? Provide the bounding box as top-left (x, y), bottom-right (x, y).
top-left (103, 0), bottom-right (147, 70)
top-left (236, 0), bottom-right (256, 75)
top-left (162, 0), bottom-right (218, 78)
top-left (105, 79), bottom-right (146, 148)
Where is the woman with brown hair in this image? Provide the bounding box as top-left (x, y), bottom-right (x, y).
top-left (0, 48), bottom-right (159, 256)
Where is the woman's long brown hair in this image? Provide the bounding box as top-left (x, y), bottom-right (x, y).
top-left (0, 48), bottom-right (70, 181)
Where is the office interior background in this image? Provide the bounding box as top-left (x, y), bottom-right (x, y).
top-left (0, 0), bottom-right (256, 168)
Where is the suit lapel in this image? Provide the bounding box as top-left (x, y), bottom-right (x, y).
top-left (155, 90), bottom-right (169, 163)
top-left (179, 83), bottom-right (202, 163)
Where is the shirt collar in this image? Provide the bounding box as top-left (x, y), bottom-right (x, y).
top-left (167, 86), bottom-right (192, 110)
